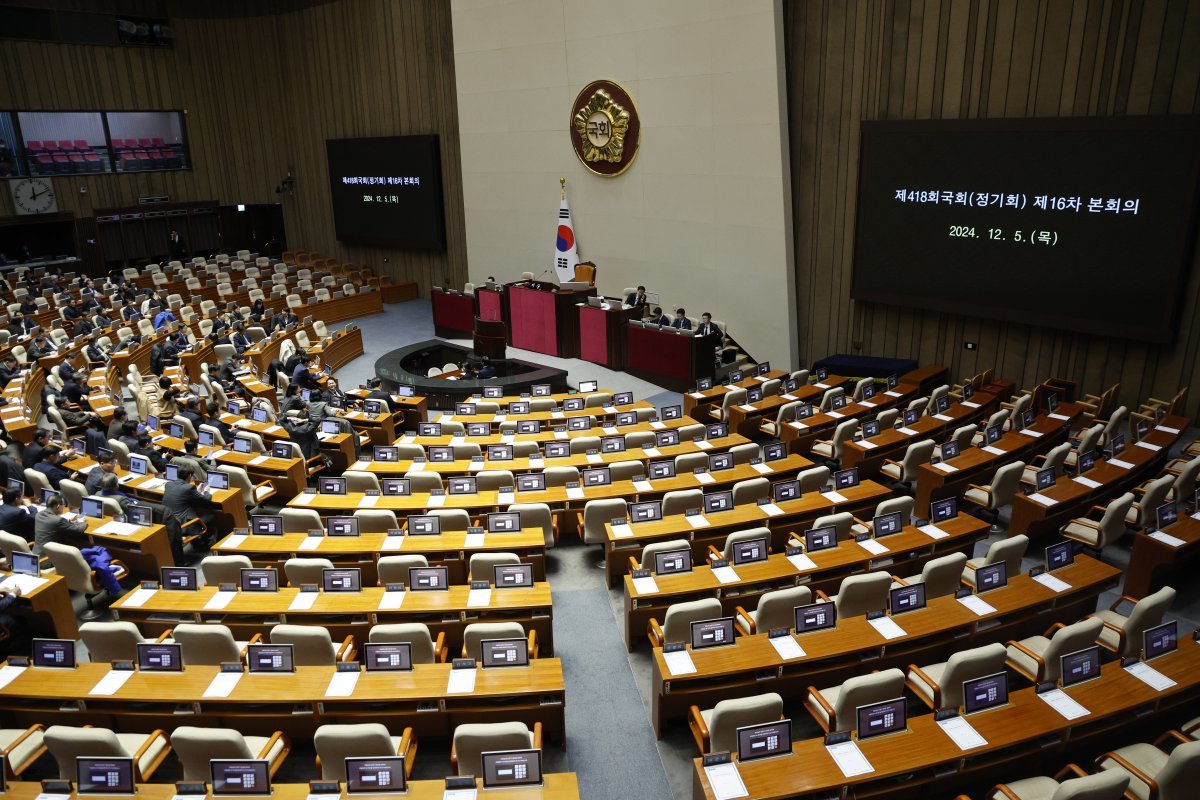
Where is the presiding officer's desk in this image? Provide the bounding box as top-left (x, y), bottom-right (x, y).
top-left (692, 630), bottom-right (1200, 800)
top-left (623, 514), bottom-right (989, 651)
top-left (0, 658), bottom-right (566, 742)
top-left (0, 570), bottom-right (77, 639)
top-left (213, 528), bottom-right (549, 585)
top-left (0, 778), bottom-right (581, 800)
top-left (602, 480), bottom-right (892, 587)
top-left (110, 581), bottom-right (555, 656)
top-left (653, 555), bottom-right (1119, 738)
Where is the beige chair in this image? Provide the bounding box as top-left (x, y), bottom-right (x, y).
top-left (963, 460), bottom-right (1026, 530)
top-left (732, 476), bottom-right (770, 506)
top-left (865, 496), bottom-right (914, 531)
top-left (710, 527), bottom-right (771, 562)
top-left (376, 555), bottom-right (428, 586)
top-left (171, 726), bottom-right (290, 781)
top-left (674, 452), bottom-right (708, 474)
top-left (0, 724), bottom-right (48, 776)
top-left (279, 508), bottom-right (325, 534)
top-left (689, 692), bottom-right (783, 755)
top-left (635, 539), bottom-right (693, 572)
top-left (942, 424), bottom-right (977, 458)
top-left (44, 725), bottom-right (171, 781)
top-left (462, 621), bottom-right (536, 660)
top-left (663, 488), bottom-right (703, 517)
top-left (880, 440), bottom-right (936, 485)
top-left (59, 478), bottom-right (86, 512)
top-left (342, 471), bottom-right (381, 493)
top-left (368, 623), bottom-right (446, 663)
top-left (1006, 617), bottom-right (1105, 683)
top-left (805, 668), bottom-right (905, 733)
top-left (270, 624), bottom-right (356, 665)
top-left (42, 542), bottom-right (127, 619)
top-left (476, 470), bottom-right (514, 491)
top-left (429, 508), bottom-right (472, 531)
top-left (354, 509), bottom-right (400, 533)
top-left (580, 498), bottom-right (628, 546)
top-left (907, 642), bottom-right (1007, 709)
top-left (1061, 492), bottom-right (1134, 550)
top-left (729, 443), bottom-right (759, 465)
top-left (798, 466), bottom-right (831, 493)
top-left (986, 766), bottom-right (1129, 800)
top-left (811, 419), bottom-right (859, 462)
top-left (972, 409), bottom-right (1011, 445)
top-left (762, 400), bottom-right (803, 436)
top-left (544, 466), bottom-right (580, 487)
top-left (508, 503), bottom-right (555, 547)
top-left (648, 597), bottom-right (723, 648)
top-left (735, 585), bottom-right (812, 636)
top-left (824, 571), bottom-right (890, 618)
top-left (404, 471), bottom-right (443, 493)
top-left (170, 623), bottom-right (259, 665)
top-left (811, 511), bottom-right (857, 538)
top-left (314, 723), bottom-right (415, 781)
top-left (1065, 425), bottom-right (1105, 470)
top-left (1096, 738), bottom-right (1200, 800)
top-left (0, 531), bottom-right (36, 571)
top-left (712, 389), bottom-right (747, 421)
top-left (1021, 442), bottom-right (1073, 487)
top-left (1125, 475), bottom-right (1173, 529)
top-left (451, 722), bottom-right (541, 776)
top-left (469, 552), bottom-right (520, 582)
top-left (80, 621), bottom-right (155, 663)
top-left (568, 436), bottom-right (600, 455)
top-left (200, 555), bottom-right (254, 585)
top-left (962, 534), bottom-right (1028, 588)
top-left (819, 387), bottom-right (845, 412)
top-left (1088, 586), bottom-right (1175, 658)
top-left (891, 552), bottom-right (967, 599)
top-left (217, 464), bottom-right (276, 508)
top-left (283, 557), bottom-right (334, 587)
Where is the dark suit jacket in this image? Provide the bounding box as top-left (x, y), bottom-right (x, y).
top-left (34, 507), bottom-right (88, 552)
top-left (696, 322), bottom-right (719, 337)
top-left (671, 317), bottom-right (693, 330)
top-left (0, 503), bottom-right (35, 541)
top-left (625, 292), bottom-right (648, 307)
top-left (162, 479), bottom-right (219, 525)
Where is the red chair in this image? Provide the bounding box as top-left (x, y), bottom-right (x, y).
top-left (58, 139), bottom-right (73, 150)
top-left (73, 139), bottom-right (89, 149)
top-left (69, 153), bottom-right (85, 169)
top-left (35, 154), bottom-right (53, 173)
top-left (25, 140), bottom-right (41, 151)
top-left (138, 137), bottom-right (152, 147)
top-left (110, 138), bottom-right (124, 148)
top-left (152, 137), bottom-right (165, 146)
top-left (84, 152), bottom-right (102, 171)
top-left (43, 141), bottom-right (59, 151)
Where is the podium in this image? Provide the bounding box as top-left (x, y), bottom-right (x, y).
top-left (625, 324), bottom-right (715, 392)
top-left (578, 303), bottom-right (642, 369)
top-left (431, 288), bottom-right (474, 338)
top-left (506, 280), bottom-right (596, 358)
top-left (473, 317), bottom-right (507, 360)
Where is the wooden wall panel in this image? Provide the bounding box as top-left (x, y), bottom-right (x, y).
top-left (0, 0), bottom-right (466, 294)
top-left (784, 0), bottom-right (1200, 417)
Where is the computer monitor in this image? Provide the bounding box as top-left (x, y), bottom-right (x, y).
top-left (902, 408), bottom-right (919, 426)
top-left (1078, 449), bottom-right (1097, 473)
top-left (136, 642), bottom-right (183, 672)
top-left (251, 408), bottom-right (269, 424)
top-left (508, 401), bottom-right (529, 415)
top-left (889, 583), bottom-right (925, 615)
top-left (480, 638), bottom-right (529, 668)
top-left (251, 515), bottom-right (283, 536)
top-left (6, 478), bottom-right (23, 496)
top-left (406, 515), bottom-right (439, 535)
top-left (1045, 541), bottom-right (1074, 572)
top-left (408, 566), bottom-right (448, 590)
top-left (582, 467), bottom-right (611, 487)
top-left (246, 644), bottom-right (294, 673)
top-left (653, 548), bottom-right (692, 576)
top-left (795, 601), bottom-right (836, 634)
top-left (240, 568), bottom-right (278, 592)
top-left (371, 446), bottom-right (399, 463)
top-left (630, 500), bottom-right (663, 523)
top-left (81, 497), bottom-right (104, 520)
top-left (345, 756), bottom-right (407, 794)
top-left (763, 442), bottom-right (787, 462)
top-left (210, 760), bottom-right (271, 796)
top-left (321, 420), bottom-right (341, 436)
top-left (531, 384), bottom-right (551, 397)
top-left (466, 422), bottom-right (490, 437)
top-left (872, 511), bottom-right (903, 537)
top-left (696, 377), bottom-right (713, 391)
top-left (1111, 434), bottom-right (1126, 455)
top-left (32, 638), bottom-right (76, 668)
top-left (855, 697), bottom-right (907, 740)
top-left (417, 422), bottom-right (441, 437)
top-left (165, 465), bottom-right (180, 482)
top-left (166, 422), bottom-right (184, 439)
top-left (227, 401), bottom-right (241, 415)
top-left (833, 467), bottom-right (859, 490)
top-left (146, 414), bottom-right (160, 431)
top-left (207, 471), bottom-right (230, 491)
top-left (578, 380), bottom-right (598, 393)
top-left (940, 440), bottom-right (959, 459)
top-left (322, 568), bottom-right (362, 592)
top-left (482, 749), bottom-right (543, 790)
top-left (703, 490), bottom-right (733, 515)
top-left (395, 385), bottom-right (414, 398)
top-left (518, 419), bottom-right (542, 433)
top-left (648, 461), bottom-right (675, 480)
top-left (493, 563), bottom-right (534, 588)
top-left (128, 455), bottom-right (149, 476)
top-left (736, 719), bottom-right (792, 763)
top-left (804, 526), bottom-right (837, 553)
top-left (930, 498), bottom-right (957, 523)
top-left (487, 512), bottom-right (521, 533)
top-left (731, 535), bottom-right (769, 566)
top-left (483, 386), bottom-right (502, 399)
top-left (232, 437), bottom-right (253, 454)
top-left (486, 444), bottom-right (513, 461)
top-left (729, 369), bottom-right (745, 383)
top-left (746, 387), bottom-right (764, 404)
top-left (1059, 646), bottom-right (1101, 687)
top-left (161, 566), bottom-right (198, 591)
top-left (661, 404), bottom-right (682, 421)
top-left (614, 391), bottom-right (633, 405)
top-left (655, 430), bottom-right (680, 447)
top-left (10, 551), bottom-right (39, 577)
top-left (1156, 502), bottom-right (1178, 531)
top-left (962, 672), bottom-right (1009, 714)
top-left (448, 477), bottom-right (476, 495)
top-left (566, 416), bottom-right (589, 432)
top-left (318, 477), bottom-right (347, 495)
top-left (516, 473), bottom-right (546, 492)
top-left (76, 756), bottom-right (135, 795)
top-left (428, 446), bottom-right (453, 462)
top-left (1143, 621), bottom-right (1178, 661)
top-left (126, 505), bottom-right (152, 526)
top-left (362, 644), bottom-right (413, 673)
top-left (773, 479), bottom-right (801, 503)
top-left (601, 435), bottom-right (625, 453)
top-left (364, 400), bottom-right (385, 416)
top-left (861, 420), bottom-right (880, 438)
top-left (975, 562), bottom-right (1007, 593)
top-left (563, 398), bottom-right (584, 412)
top-left (381, 479), bottom-right (410, 497)
top-left (985, 425), bottom-right (1003, 445)
top-left (328, 517), bottom-right (359, 537)
top-left (690, 617), bottom-right (736, 649)
top-left (1035, 466), bottom-right (1056, 490)
top-left (707, 453), bottom-right (733, 472)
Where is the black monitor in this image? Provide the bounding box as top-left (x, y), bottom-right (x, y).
top-left (707, 453), bottom-right (733, 472)
top-left (889, 583), bottom-right (925, 615)
top-left (1036, 466), bottom-right (1057, 490)
top-left (137, 642), bottom-right (183, 672)
top-left (833, 468), bottom-right (859, 490)
top-left (206, 471), bottom-right (230, 491)
top-left (128, 455), bottom-right (149, 476)
top-left (418, 422), bottom-right (442, 437)
top-left (493, 563), bottom-right (533, 588)
top-left (516, 473), bottom-right (546, 492)
top-left (321, 420), bottom-right (341, 436)
top-left (872, 511), bottom-right (903, 537)
top-left (10, 550), bottom-right (39, 577)
top-left (406, 515), bottom-right (439, 535)
top-left (578, 380), bottom-right (598, 393)
top-left (345, 756), bottom-right (407, 794)
top-left (448, 477), bottom-right (476, 495)
top-left (630, 500), bottom-right (663, 523)
top-left (487, 512), bottom-right (521, 533)
top-left (250, 515), bottom-right (283, 536)
top-left (940, 440), bottom-right (959, 459)
top-left (1045, 541), bottom-right (1074, 572)
top-left (166, 422), bottom-right (184, 439)
top-left (76, 756), bottom-right (135, 795)
top-left (736, 719), bottom-right (792, 763)
top-left (322, 568), bottom-right (362, 592)
top-left (481, 749), bottom-right (542, 789)
top-left (408, 566), bottom-right (448, 590)
top-left (480, 637), bottom-right (529, 668)
top-left (582, 467), bottom-right (611, 487)
top-left (696, 377), bottom-right (713, 391)
top-left (364, 400), bottom-right (385, 416)
top-left (1143, 621), bottom-right (1178, 661)
top-left (703, 490), bottom-right (733, 515)
top-left (126, 502), bottom-right (152, 528)
top-left (648, 461), bottom-right (675, 480)
top-left (240, 568), bottom-right (278, 592)
top-left (731, 535), bottom-right (769, 566)
top-left (902, 408), bottom-right (919, 426)
top-left (690, 617), bottom-right (736, 649)
top-left (795, 601), bottom-right (836, 634)
top-left (567, 416), bottom-right (589, 432)
top-left (614, 391), bottom-right (634, 406)
top-left (165, 464), bottom-right (182, 482)
top-left (363, 643), bottom-right (413, 672)
top-left (487, 444), bottom-right (514, 461)
top-left (975, 562), bottom-right (1007, 593)
top-left (601, 436), bottom-right (625, 453)
top-left (210, 759), bottom-right (271, 796)
top-left (373, 446), bottom-right (399, 462)
top-left (772, 479), bottom-right (801, 503)
top-left (962, 672), bottom-right (1009, 714)
top-left (653, 548), bottom-right (692, 576)
top-left (1156, 502), bottom-right (1178, 531)
top-left (531, 384), bottom-right (551, 397)
top-left (327, 516), bottom-right (359, 537)
top-left (251, 408), bottom-right (269, 424)
top-left (1060, 646), bottom-right (1101, 687)
top-left (246, 644), bottom-right (294, 673)
top-left (270, 442), bottom-right (293, 460)
top-left (707, 423), bottom-right (729, 440)
top-left (563, 398), bottom-right (584, 412)
top-left (1078, 449), bottom-right (1097, 473)
top-left (428, 446), bottom-right (454, 462)
top-left (508, 402), bottom-right (529, 415)
top-left (483, 386), bottom-right (503, 399)
top-left (804, 526), bottom-right (837, 553)
top-left (318, 477), bottom-right (347, 495)
top-left (466, 422), bottom-right (490, 437)
top-left (661, 404), bottom-right (682, 420)
top-left (655, 430), bottom-right (680, 447)
top-left (763, 442), bottom-right (787, 462)
top-left (1111, 434), bottom-right (1126, 455)
top-left (231, 437), bottom-right (253, 454)
top-left (861, 420), bottom-right (880, 438)
top-left (77, 496), bottom-right (103, 520)
top-left (855, 697), bottom-right (907, 740)
top-left (381, 478), bottom-right (411, 496)
top-left (32, 638), bottom-right (76, 668)
top-left (930, 498), bottom-right (957, 523)
top-left (161, 566), bottom-right (198, 591)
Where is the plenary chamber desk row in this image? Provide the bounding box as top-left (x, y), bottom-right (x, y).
top-left (0, 780), bottom-right (580, 800)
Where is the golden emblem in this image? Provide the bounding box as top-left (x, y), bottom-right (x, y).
top-left (570, 80), bottom-right (639, 176)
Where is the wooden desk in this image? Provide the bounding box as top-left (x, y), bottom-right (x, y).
top-left (151, 436), bottom-right (307, 500)
top-left (775, 383), bottom-right (923, 454)
top-left (62, 514), bottom-right (179, 578)
top-left (578, 303), bottom-right (642, 369)
top-left (655, 556), bottom-right (1118, 738)
top-left (393, 414), bottom-right (699, 448)
top-left (0, 658), bottom-right (566, 742)
top-left (682, 370), bottom-right (795, 417)
top-left (0, 778), bottom-right (581, 800)
top-left (0, 570), bottom-right (77, 638)
top-left (625, 324), bottom-right (716, 393)
top-left (1124, 510), bottom-right (1200, 598)
top-left (692, 633), bottom-right (1200, 800)
top-left (433, 401), bottom-right (653, 430)
top-left (623, 515), bottom-right (988, 651)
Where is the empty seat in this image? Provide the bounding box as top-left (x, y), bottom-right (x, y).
top-left (806, 668), bottom-right (905, 733)
top-left (689, 692), bottom-right (783, 755)
top-left (314, 723), bottom-right (414, 781)
top-left (171, 727), bottom-right (289, 782)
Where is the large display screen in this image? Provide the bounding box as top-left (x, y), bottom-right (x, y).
top-left (852, 116), bottom-right (1200, 343)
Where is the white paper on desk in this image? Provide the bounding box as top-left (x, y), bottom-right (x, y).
top-left (932, 461), bottom-right (959, 473)
top-left (632, 576), bottom-right (659, 595)
top-left (1125, 661), bottom-right (1176, 691)
top-left (400, 435), bottom-right (416, 444)
top-left (0, 574), bottom-right (47, 593)
top-left (1049, 413), bottom-right (1071, 421)
top-left (204, 590), bottom-right (237, 610)
top-left (663, 650), bottom-right (696, 676)
top-left (438, 413), bottom-right (451, 422)
top-left (468, 461), bottom-right (484, 472)
top-left (325, 671), bottom-right (360, 697)
top-left (860, 399), bottom-right (877, 407)
top-left (962, 401), bottom-right (981, 409)
top-left (696, 472), bottom-right (716, 485)
top-left (868, 615), bottom-right (907, 640)
top-left (289, 592), bottom-right (319, 611)
top-left (858, 538), bottom-right (889, 556)
top-left (357, 494), bottom-right (379, 508)
top-left (96, 521), bottom-right (140, 536)
top-left (827, 740), bottom-right (874, 777)
top-left (642, 447), bottom-right (661, 458)
top-left (696, 440), bottom-right (713, 450)
top-left (688, 514), bottom-right (711, 529)
top-left (204, 671), bottom-right (242, 698)
top-left (467, 588), bottom-right (492, 607)
top-left (464, 533), bottom-right (486, 549)
top-left (897, 426), bottom-right (919, 436)
top-left (739, 404), bottom-right (756, 412)
top-left (222, 534), bottom-right (247, 549)
top-left (689, 392), bottom-right (706, 399)
top-left (1109, 458), bottom-right (1134, 470)
top-left (758, 503), bottom-right (784, 517)
top-left (566, 487), bottom-right (585, 500)
top-left (982, 445), bottom-right (1006, 455)
top-left (632, 480), bottom-right (653, 492)
top-left (649, 420), bottom-right (665, 429)
top-left (408, 461), bottom-right (426, 472)
top-left (582, 453), bottom-right (602, 465)
top-left (427, 494), bottom-right (446, 507)
top-left (35, 792), bottom-right (71, 800)
top-left (712, 565), bottom-right (739, 584)
top-left (0, 664), bottom-right (27, 690)
top-left (827, 411), bottom-right (844, 419)
top-left (299, 536), bottom-right (323, 551)
top-left (938, 716), bottom-right (987, 750)
top-left (790, 420), bottom-right (808, 430)
top-left (1027, 493), bottom-right (1057, 507)
top-left (1156, 425), bottom-right (1181, 434)
top-left (122, 588), bottom-right (157, 608)
top-left (1135, 441), bottom-right (1162, 452)
top-left (751, 462), bottom-right (773, 474)
top-left (492, 414), bottom-right (506, 423)
top-left (1149, 531), bottom-right (1186, 547)
top-left (822, 491), bottom-right (848, 504)
top-left (442, 790), bottom-right (477, 800)
top-left (378, 590), bottom-right (406, 610)
top-left (787, 552), bottom-right (817, 572)
top-left (292, 494), bottom-right (312, 506)
top-left (884, 390), bottom-right (902, 398)
top-left (1020, 429), bottom-right (1044, 438)
top-left (211, 449), bottom-right (230, 459)
top-left (78, 464), bottom-right (97, 474)
top-left (266, 425), bottom-right (284, 434)
top-left (528, 458), bottom-right (544, 468)
top-left (770, 635), bottom-right (806, 661)
top-left (957, 594), bottom-right (996, 616)
top-left (858, 440), bottom-right (878, 449)
top-left (611, 523), bottom-right (634, 539)
top-left (704, 762), bottom-right (749, 800)
top-left (500, 434), bottom-right (515, 444)
top-left (1032, 572), bottom-right (1071, 593)
top-left (781, 394), bottom-right (798, 401)
top-left (382, 536), bottom-right (405, 551)
top-left (1040, 688), bottom-right (1089, 719)
top-left (89, 669), bottom-right (134, 696)
top-left (933, 413), bottom-right (953, 421)
top-left (815, 382), bottom-right (830, 389)
top-left (446, 668), bottom-right (477, 694)
top-left (1073, 476), bottom-right (1101, 489)
top-left (602, 426), bottom-right (619, 435)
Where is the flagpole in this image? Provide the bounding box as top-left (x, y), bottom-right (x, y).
top-left (560, 176), bottom-right (566, 200)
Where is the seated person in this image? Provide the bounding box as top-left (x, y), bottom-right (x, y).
top-left (670, 307), bottom-right (692, 330)
top-left (696, 312), bottom-right (720, 338)
top-left (34, 446), bottom-right (78, 490)
top-left (625, 285), bottom-right (649, 307)
top-left (171, 438), bottom-right (209, 481)
top-left (96, 472), bottom-right (133, 514)
top-left (363, 377), bottom-right (398, 413)
top-left (85, 452), bottom-right (118, 495)
top-left (0, 487), bottom-right (35, 541)
top-left (162, 464), bottom-right (223, 544)
top-left (649, 306), bottom-right (670, 326)
top-left (0, 355), bottom-right (22, 388)
top-left (34, 492), bottom-right (88, 553)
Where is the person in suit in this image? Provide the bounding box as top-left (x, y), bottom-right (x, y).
top-left (34, 492), bottom-right (89, 553)
top-left (230, 323), bottom-right (253, 354)
top-left (93, 309), bottom-right (113, 330)
top-left (17, 297), bottom-right (37, 315)
top-left (649, 307), bottom-right (670, 326)
top-left (170, 439), bottom-right (210, 482)
top-left (21, 429), bottom-right (51, 470)
top-left (34, 446), bottom-right (77, 490)
top-left (364, 377), bottom-right (398, 413)
top-left (162, 465), bottom-right (221, 540)
top-left (179, 397), bottom-right (204, 432)
top-left (671, 308), bottom-right (693, 330)
top-left (28, 336), bottom-right (55, 360)
top-left (85, 452), bottom-right (118, 495)
top-left (167, 229), bottom-right (187, 261)
top-left (61, 302), bottom-right (83, 322)
top-left (85, 335), bottom-right (109, 364)
top-left (96, 473), bottom-right (133, 514)
top-left (625, 286), bottom-right (649, 308)
top-left (0, 355), bottom-right (22, 388)
top-left (84, 416), bottom-right (108, 457)
top-left (696, 312), bottom-right (720, 338)
top-left (273, 309), bottom-right (299, 330)
top-left (107, 407), bottom-right (129, 442)
top-left (0, 488), bottom-right (35, 541)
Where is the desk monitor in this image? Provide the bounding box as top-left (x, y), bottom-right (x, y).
top-left (146, 415), bottom-right (160, 432)
top-left (1143, 621), bottom-right (1178, 661)
top-left (137, 642), bottom-right (183, 672)
top-left (707, 423), bottom-right (729, 441)
top-left (363, 644), bottom-right (413, 673)
top-left (76, 756), bottom-right (135, 795)
top-left (582, 467), bottom-right (611, 487)
top-left (872, 511), bottom-right (903, 537)
top-left (1036, 466), bottom-right (1057, 490)
top-left (902, 408), bottom-right (919, 426)
top-left (985, 424), bottom-right (1003, 445)
top-left (247, 644), bottom-right (293, 674)
top-left (428, 446), bottom-right (454, 462)
top-left (746, 387), bottom-right (764, 404)
top-left (975, 562), bottom-right (1007, 593)
top-left (648, 461), bottom-right (675, 480)
top-left (487, 512), bottom-right (520, 533)
top-left (804, 526), bottom-right (837, 553)
top-left (381, 479), bottom-right (411, 497)
top-left (797, 404), bottom-right (814, 420)
top-left (251, 515), bottom-right (283, 536)
top-left (406, 515), bottom-right (439, 535)
top-left (795, 601), bottom-right (836, 633)
top-left (696, 377), bottom-right (713, 391)
top-left (79, 496), bottom-right (104, 520)
top-left (855, 697), bottom-right (907, 741)
top-left (1111, 434), bottom-right (1127, 456)
top-left (320, 420), bottom-right (341, 436)
top-left (889, 583), bottom-right (925, 615)
top-left (655, 430), bottom-right (680, 447)
top-left (231, 437), bottom-right (253, 454)
top-left (1022, 409), bottom-right (1036, 429)
top-left (731, 535), bottom-right (769, 566)
top-left (345, 756), bottom-right (407, 795)
top-left (42, 489), bottom-right (59, 507)
top-left (1060, 646), bottom-right (1101, 688)
top-left (517, 419), bottom-right (542, 433)
top-left (166, 422), bottom-right (185, 439)
top-left (210, 760), bottom-right (271, 796)
top-left (833, 467), bottom-right (859, 490)
top-left (126, 504), bottom-right (153, 526)
top-left (601, 435), bottom-right (625, 453)
top-left (653, 548), bottom-right (692, 576)
top-left (408, 566), bottom-right (448, 591)
top-left (1045, 541), bottom-right (1074, 572)
top-left (736, 719), bottom-right (791, 763)
top-left (417, 422), bottom-right (441, 437)
top-left (703, 490), bottom-right (733, 515)
top-left (1155, 501), bottom-right (1178, 531)
top-left (962, 672), bottom-right (1009, 715)
top-left (930, 498), bottom-right (957, 523)
top-left (614, 391), bottom-right (633, 406)
top-left (240, 568), bottom-right (278, 593)
top-left (467, 423), bottom-right (491, 437)
top-left (661, 404), bottom-right (682, 421)
top-left (862, 382), bottom-right (877, 400)
top-left (32, 638), bottom-right (76, 668)
top-left (327, 516), bottom-right (359, 537)
top-left (251, 408), bottom-right (269, 424)
top-left (773, 479), bottom-right (801, 503)
top-left (480, 638), bottom-right (529, 668)
top-left (543, 441), bottom-right (570, 459)
top-left (531, 384), bottom-right (551, 397)
top-left (11, 550), bottom-right (39, 577)
top-left (6, 478), bottom-right (22, 496)
top-left (161, 566), bottom-right (198, 591)
top-left (322, 568), bottom-right (362, 592)
top-left (729, 369), bottom-right (745, 383)
top-left (129, 455), bottom-right (149, 476)
top-left (483, 386), bottom-right (503, 399)
top-left (579, 380), bottom-right (599, 393)
top-left (516, 473), bottom-right (546, 492)
top-left (860, 420), bottom-right (880, 438)
top-left (486, 444), bottom-right (514, 461)
top-left (396, 385), bottom-right (415, 399)
top-left (690, 617), bottom-right (735, 649)
top-left (508, 402), bottom-right (529, 415)
top-left (227, 401), bottom-right (241, 416)
top-left (1078, 449), bottom-right (1098, 473)
top-left (493, 563), bottom-right (533, 588)
top-left (935, 395), bottom-right (950, 414)
top-left (71, 436), bottom-right (87, 456)
top-left (364, 400), bottom-right (385, 416)
top-left (830, 394), bottom-right (848, 411)
top-left (318, 477), bottom-right (347, 495)
top-left (448, 477), bottom-right (476, 495)
top-left (481, 749), bottom-right (542, 790)
top-left (373, 446), bottom-right (399, 463)
top-left (630, 500), bottom-right (663, 523)
top-left (763, 442), bottom-right (787, 462)
top-left (707, 453), bottom-right (733, 472)
top-left (567, 416), bottom-right (590, 432)
top-left (563, 398), bottom-right (584, 412)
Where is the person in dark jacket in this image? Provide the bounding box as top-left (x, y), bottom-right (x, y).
top-left (107, 408), bottom-right (129, 442)
top-left (34, 447), bottom-right (76, 490)
top-left (363, 377), bottom-right (398, 413)
top-left (34, 493), bottom-right (88, 553)
top-left (0, 488), bottom-right (35, 541)
top-left (162, 465), bottom-right (221, 539)
top-left (84, 416), bottom-right (108, 456)
top-left (21, 430), bottom-right (51, 470)
top-left (85, 453), bottom-right (118, 495)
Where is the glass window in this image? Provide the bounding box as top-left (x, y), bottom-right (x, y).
top-left (16, 111), bottom-right (107, 175)
top-left (105, 111), bottom-right (189, 172)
